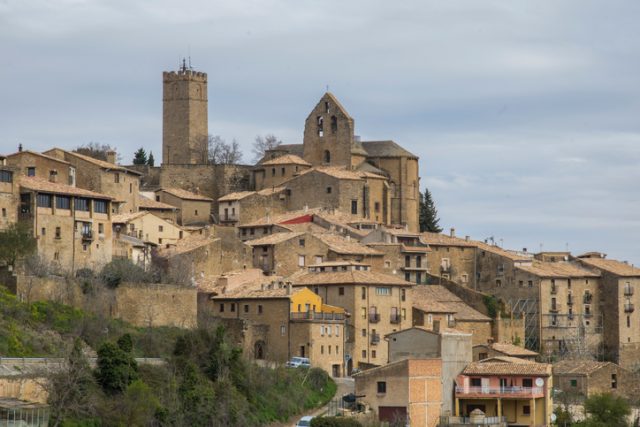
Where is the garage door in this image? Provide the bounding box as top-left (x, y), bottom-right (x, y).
top-left (379, 406), bottom-right (407, 424)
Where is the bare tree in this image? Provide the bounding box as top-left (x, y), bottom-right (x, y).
top-left (207, 135), bottom-right (243, 164)
top-left (74, 142), bottom-right (119, 162)
top-left (252, 134), bottom-right (281, 163)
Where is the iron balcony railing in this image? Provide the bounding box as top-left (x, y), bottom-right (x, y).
top-left (390, 314), bottom-right (401, 324)
top-left (455, 386), bottom-right (543, 397)
top-left (624, 286), bottom-right (634, 297)
top-left (625, 303), bottom-right (635, 313)
top-left (369, 313), bottom-right (380, 323)
top-left (549, 304), bottom-right (561, 312)
top-left (81, 230), bottom-right (93, 241)
top-left (290, 312), bottom-right (345, 321)
top-left (439, 415), bottom-right (507, 427)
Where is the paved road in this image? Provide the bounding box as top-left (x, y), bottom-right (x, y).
top-left (286, 377), bottom-right (355, 427)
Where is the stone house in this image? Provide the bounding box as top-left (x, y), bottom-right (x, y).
top-left (386, 327), bottom-right (473, 415)
top-left (353, 358), bottom-right (443, 427)
top-left (210, 283), bottom-right (346, 375)
top-left (577, 253), bottom-right (640, 369)
top-left (217, 186), bottom-right (287, 227)
top-left (5, 150), bottom-right (75, 187)
top-left (236, 209), bottom-right (321, 242)
top-left (314, 232), bottom-right (385, 269)
top-left (138, 195), bottom-right (178, 223)
top-left (112, 233), bottom-right (153, 269)
top-left (18, 176), bottom-right (113, 272)
top-left (153, 234), bottom-right (223, 284)
top-left (44, 148), bottom-right (142, 214)
top-left (552, 360), bottom-right (635, 400)
top-left (451, 357), bottom-right (553, 427)
top-left (472, 342), bottom-right (539, 362)
top-left (111, 211), bottom-right (185, 246)
top-left (0, 163), bottom-right (18, 231)
top-left (292, 261), bottom-right (414, 371)
top-left (246, 232), bottom-right (330, 276)
top-left (411, 285), bottom-right (493, 346)
top-left (155, 187), bottom-right (213, 226)
top-left (254, 154), bottom-right (311, 190)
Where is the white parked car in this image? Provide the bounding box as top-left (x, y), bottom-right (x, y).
top-left (295, 415), bottom-right (314, 427)
top-left (286, 357), bottom-right (311, 368)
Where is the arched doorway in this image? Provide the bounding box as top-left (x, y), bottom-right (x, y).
top-left (254, 341), bottom-right (266, 360)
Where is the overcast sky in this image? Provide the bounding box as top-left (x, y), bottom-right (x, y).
top-left (1, 0), bottom-right (639, 264)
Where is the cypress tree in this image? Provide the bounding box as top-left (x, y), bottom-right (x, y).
top-left (419, 187), bottom-right (442, 233)
top-left (132, 148), bottom-right (147, 165)
top-left (147, 151), bottom-right (155, 167)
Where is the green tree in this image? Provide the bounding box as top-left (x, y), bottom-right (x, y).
top-left (0, 222), bottom-right (37, 267)
top-left (95, 337), bottom-right (139, 394)
top-left (132, 147), bottom-right (148, 165)
top-left (147, 151), bottom-right (155, 167)
top-left (575, 393), bottom-right (631, 427)
top-left (419, 187), bottom-right (442, 233)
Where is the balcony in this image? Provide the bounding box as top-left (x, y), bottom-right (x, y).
top-left (567, 296), bottom-right (574, 306)
top-left (81, 231), bottom-right (93, 241)
top-left (370, 333), bottom-right (380, 345)
top-left (584, 312), bottom-right (593, 318)
top-left (290, 312), bottom-right (345, 322)
top-left (439, 416), bottom-right (507, 427)
top-left (369, 313), bottom-right (380, 323)
top-left (549, 304), bottom-right (561, 313)
top-left (455, 386), bottom-right (544, 399)
top-left (625, 303), bottom-right (635, 313)
top-left (624, 287), bottom-right (634, 297)
top-left (583, 294), bottom-right (593, 304)
top-left (550, 287), bottom-right (557, 294)
top-left (390, 314), bottom-right (401, 324)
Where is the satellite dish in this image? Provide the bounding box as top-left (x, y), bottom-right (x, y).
top-left (535, 378), bottom-right (544, 387)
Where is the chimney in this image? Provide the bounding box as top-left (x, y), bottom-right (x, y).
top-left (465, 235), bottom-right (470, 242)
top-left (287, 283), bottom-right (292, 295)
top-left (106, 150), bottom-right (117, 164)
top-left (523, 248), bottom-right (527, 253)
top-left (450, 228), bottom-right (456, 238)
top-left (18, 143), bottom-right (23, 152)
top-left (49, 170), bottom-right (58, 183)
top-left (304, 204), bottom-right (308, 213)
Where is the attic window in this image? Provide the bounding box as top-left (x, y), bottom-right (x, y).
top-left (324, 150), bottom-right (331, 164)
top-left (331, 116), bottom-right (337, 133)
top-left (325, 102), bottom-right (330, 113)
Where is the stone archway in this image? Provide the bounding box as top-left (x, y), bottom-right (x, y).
top-left (254, 340), bottom-right (266, 360)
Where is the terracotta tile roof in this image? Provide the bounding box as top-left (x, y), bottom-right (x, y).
top-left (138, 196), bottom-right (178, 210)
top-left (6, 150), bottom-right (71, 165)
top-left (296, 166), bottom-right (386, 181)
top-left (308, 260), bottom-right (370, 268)
top-left (293, 270), bottom-right (411, 287)
top-left (577, 257), bottom-right (640, 277)
top-left (482, 343), bottom-right (539, 357)
top-left (213, 280), bottom-right (303, 300)
top-left (19, 176), bottom-right (113, 199)
top-left (261, 154), bottom-right (311, 167)
top-left (361, 140), bottom-right (418, 159)
top-left (46, 148), bottom-right (142, 175)
top-left (156, 234), bottom-right (215, 256)
top-left (462, 359), bottom-right (551, 376)
top-left (411, 285), bottom-right (490, 321)
top-left (315, 233), bottom-right (383, 256)
top-left (356, 161), bottom-right (388, 177)
top-left (517, 261), bottom-right (600, 278)
top-left (256, 186), bottom-right (287, 196)
top-left (421, 232), bottom-right (477, 247)
top-left (239, 209), bottom-right (321, 227)
top-left (218, 191), bottom-right (256, 202)
top-left (270, 144), bottom-right (304, 157)
top-left (245, 232), bottom-right (305, 246)
top-left (111, 211), bottom-right (148, 223)
top-left (553, 360), bottom-right (619, 376)
top-left (158, 187), bottom-right (213, 202)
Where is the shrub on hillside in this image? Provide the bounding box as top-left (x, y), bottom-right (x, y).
top-left (311, 417), bottom-right (363, 427)
top-left (100, 259), bottom-right (154, 288)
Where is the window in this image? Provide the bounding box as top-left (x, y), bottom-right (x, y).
top-left (263, 227), bottom-right (268, 234)
top-left (377, 381), bottom-right (386, 394)
top-left (374, 202), bottom-right (380, 212)
top-left (320, 326), bottom-right (325, 336)
top-left (271, 168), bottom-right (276, 176)
top-left (570, 379), bottom-right (577, 387)
top-left (427, 314), bottom-right (433, 324)
top-left (194, 209), bottom-right (198, 216)
top-left (299, 239), bottom-right (305, 247)
top-left (76, 198), bottom-right (89, 211)
top-left (56, 196), bottom-right (71, 210)
top-left (244, 304), bottom-right (249, 313)
top-left (331, 115), bottom-right (337, 133)
top-left (405, 255), bottom-right (411, 267)
top-left (326, 186), bottom-right (332, 194)
top-left (351, 200), bottom-right (357, 215)
top-left (324, 150), bottom-right (330, 163)
top-left (321, 345), bottom-right (324, 354)
top-left (522, 378), bottom-right (533, 388)
top-left (401, 289), bottom-right (406, 301)
top-left (41, 227), bottom-right (46, 236)
top-left (376, 287), bottom-right (391, 296)
top-left (528, 280), bottom-right (534, 287)
top-left (405, 272), bottom-right (411, 282)
top-left (1, 208), bottom-right (5, 217)
top-left (362, 350), bottom-right (366, 359)
top-left (361, 307), bottom-right (367, 319)
top-left (336, 326), bottom-right (339, 337)
top-left (371, 350), bottom-right (376, 358)
top-left (53, 251), bottom-right (59, 260)
top-left (82, 244), bottom-right (88, 251)
top-left (158, 238), bottom-right (163, 244)
top-left (627, 316), bottom-right (631, 328)
top-left (94, 200), bottom-right (107, 213)
top-left (257, 305), bottom-right (263, 314)
top-left (523, 405), bottom-right (531, 415)
top-left (298, 255), bottom-right (305, 267)
top-left (416, 272), bottom-right (422, 284)
top-left (280, 325), bottom-right (286, 336)
top-left (158, 225), bottom-right (164, 232)
top-left (281, 167), bottom-right (285, 176)
top-left (339, 287), bottom-right (344, 296)
top-left (27, 167), bottom-right (35, 177)
top-left (55, 227), bottom-right (61, 239)
top-left (36, 193), bottom-right (52, 208)
top-left (327, 325), bottom-right (332, 336)
top-left (219, 303), bottom-right (224, 313)
top-left (471, 378), bottom-right (481, 387)
top-left (479, 352), bottom-right (488, 360)
top-left (519, 280), bottom-right (524, 287)
top-left (0, 170), bottom-right (12, 182)
top-left (129, 183), bottom-right (132, 193)
top-left (361, 287), bottom-right (366, 300)
top-left (385, 260), bottom-right (391, 268)
top-left (114, 173), bottom-right (120, 183)
top-left (401, 308), bottom-right (406, 319)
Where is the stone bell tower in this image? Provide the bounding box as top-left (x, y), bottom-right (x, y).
top-left (162, 59), bottom-right (208, 165)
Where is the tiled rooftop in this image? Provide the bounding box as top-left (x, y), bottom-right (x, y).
top-left (19, 176), bottom-right (112, 199)
top-left (293, 269), bottom-right (411, 287)
top-left (260, 154), bottom-right (311, 167)
top-left (577, 257), bottom-right (640, 277)
top-left (158, 187), bottom-right (213, 202)
top-left (462, 358), bottom-right (551, 376)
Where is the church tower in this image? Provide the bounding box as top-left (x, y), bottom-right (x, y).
top-left (162, 60), bottom-right (208, 165)
top-left (302, 93), bottom-right (367, 169)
